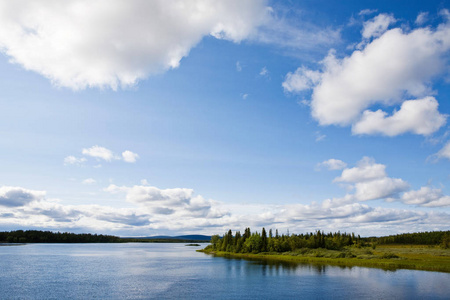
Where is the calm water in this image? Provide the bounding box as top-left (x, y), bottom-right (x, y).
top-left (0, 243), bottom-right (448, 299)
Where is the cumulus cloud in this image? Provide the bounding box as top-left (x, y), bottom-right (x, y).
top-left (0, 183), bottom-right (448, 236)
top-left (283, 14), bottom-right (450, 136)
top-left (282, 66), bottom-right (321, 93)
top-left (318, 158), bottom-right (347, 170)
top-left (334, 157), bottom-right (386, 183)
top-left (353, 178), bottom-right (409, 201)
top-left (0, 186), bottom-right (45, 207)
top-left (401, 187), bottom-right (450, 207)
top-left (66, 146), bottom-right (139, 165)
top-left (82, 146), bottom-right (115, 161)
top-left (334, 157), bottom-right (409, 202)
top-left (0, 0), bottom-right (268, 90)
top-left (104, 184), bottom-right (227, 219)
top-left (352, 97), bottom-right (447, 136)
top-left (122, 150), bottom-right (139, 163)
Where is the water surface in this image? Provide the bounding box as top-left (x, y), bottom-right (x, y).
top-left (0, 243), bottom-right (448, 299)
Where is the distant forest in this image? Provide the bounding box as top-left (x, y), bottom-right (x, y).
top-left (0, 230), bottom-right (121, 243)
top-left (207, 228), bottom-right (450, 254)
top-left (0, 230), bottom-right (206, 243)
top-left (1, 229), bottom-right (449, 248)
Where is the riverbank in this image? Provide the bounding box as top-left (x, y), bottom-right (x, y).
top-left (198, 245), bottom-right (450, 273)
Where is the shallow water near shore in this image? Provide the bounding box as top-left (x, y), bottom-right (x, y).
top-left (0, 243), bottom-right (448, 299)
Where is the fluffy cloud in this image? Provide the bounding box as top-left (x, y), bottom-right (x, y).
top-left (354, 178), bottom-right (409, 201)
top-left (401, 187), bottom-right (450, 207)
top-left (334, 157), bottom-right (409, 202)
top-left (318, 158), bottom-right (347, 170)
top-left (82, 146), bottom-right (115, 161)
top-left (282, 66), bottom-right (321, 93)
top-left (66, 146), bottom-right (139, 165)
top-left (104, 184), bottom-right (226, 219)
top-left (0, 186), bottom-right (45, 207)
top-left (352, 97), bottom-right (447, 136)
top-left (334, 157), bottom-right (386, 183)
top-left (362, 13), bottom-right (396, 39)
top-left (283, 14), bottom-right (450, 136)
top-left (122, 150), bottom-right (139, 163)
top-left (0, 0), bottom-right (268, 90)
top-left (0, 183), bottom-right (448, 236)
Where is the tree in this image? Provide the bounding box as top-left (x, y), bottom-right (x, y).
top-left (261, 228), bottom-right (267, 252)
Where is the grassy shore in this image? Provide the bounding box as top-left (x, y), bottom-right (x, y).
top-left (198, 245), bottom-right (450, 273)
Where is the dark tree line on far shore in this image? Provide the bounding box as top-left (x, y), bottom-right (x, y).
top-left (208, 228), bottom-right (450, 254)
top-left (0, 230), bottom-right (121, 243)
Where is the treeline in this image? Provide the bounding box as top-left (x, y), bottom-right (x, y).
top-left (208, 228), bottom-right (450, 254)
top-left (365, 231), bottom-right (450, 246)
top-left (0, 230), bottom-right (121, 243)
top-left (209, 228), bottom-right (360, 254)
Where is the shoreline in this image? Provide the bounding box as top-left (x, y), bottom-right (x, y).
top-left (198, 245), bottom-right (450, 273)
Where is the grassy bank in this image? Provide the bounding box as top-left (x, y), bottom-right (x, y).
top-left (198, 245), bottom-right (450, 273)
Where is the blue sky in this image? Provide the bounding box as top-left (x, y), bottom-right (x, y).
top-left (0, 0), bottom-right (449, 236)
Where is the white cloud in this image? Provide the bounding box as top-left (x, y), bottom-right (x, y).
top-left (0, 183), bottom-right (448, 236)
top-left (415, 12), bottom-right (429, 25)
top-left (104, 184), bottom-right (226, 219)
top-left (318, 158), bottom-right (347, 170)
top-left (334, 157), bottom-right (386, 183)
top-left (0, 186), bottom-right (45, 207)
top-left (334, 157), bottom-right (409, 202)
top-left (354, 177), bottom-right (409, 201)
top-left (435, 141), bottom-right (450, 160)
top-left (0, 0), bottom-right (268, 90)
top-left (402, 187), bottom-right (450, 207)
top-left (82, 145), bottom-right (115, 161)
top-left (283, 17), bottom-right (450, 136)
top-left (122, 150), bottom-right (139, 163)
top-left (64, 156), bottom-right (86, 165)
top-left (82, 178), bottom-right (96, 185)
top-left (352, 97), bottom-right (447, 136)
top-left (282, 66), bottom-right (321, 92)
top-left (241, 93), bottom-right (249, 100)
top-left (362, 13), bottom-right (396, 39)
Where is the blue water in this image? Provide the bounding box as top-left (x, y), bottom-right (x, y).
top-left (0, 243), bottom-right (448, 299)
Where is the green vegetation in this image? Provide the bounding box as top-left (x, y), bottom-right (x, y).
top-left (0, 230), bottom-right (121, 243)
top-left (199, 228), bottom-right (450, 273)
top-left (0, 230), bottom-right (209, 244)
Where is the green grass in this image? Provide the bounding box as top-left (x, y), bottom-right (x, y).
top-left (198, 245), bottom-right (450, 273)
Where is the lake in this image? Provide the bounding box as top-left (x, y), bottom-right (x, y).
top-left (0, 243), bottom-right (448, 299)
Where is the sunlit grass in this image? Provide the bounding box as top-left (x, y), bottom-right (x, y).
top-left (199, 245), bottom-right (450, 273)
